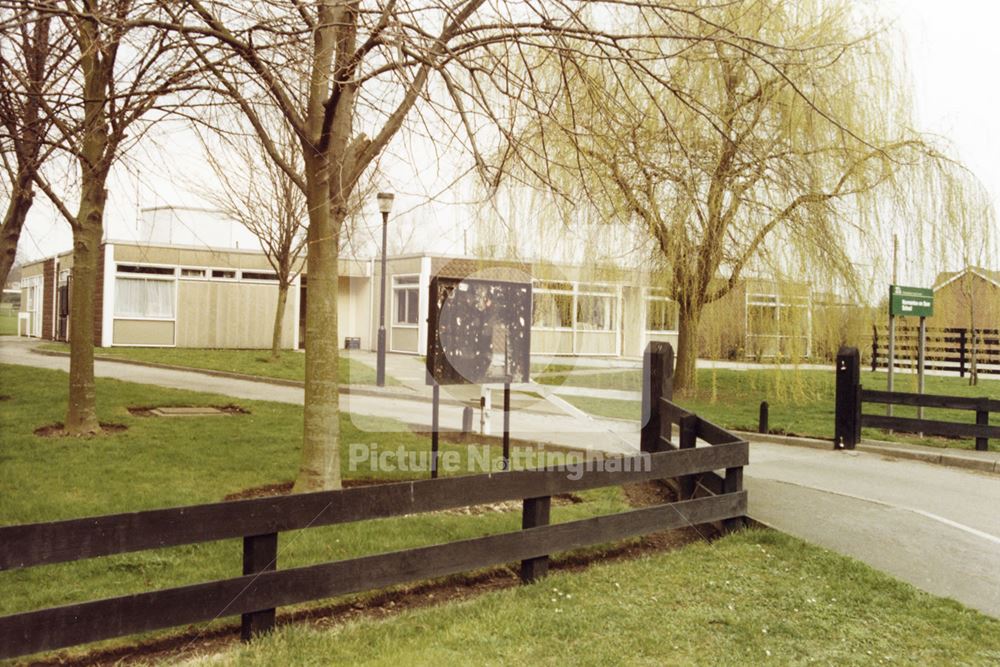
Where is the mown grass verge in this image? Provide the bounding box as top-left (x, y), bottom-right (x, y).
top-left (545, 367), bottom-right (1000, 451)
top-left (195, 528), bottom-right (1000, 666)
top-left (0, 363), bottom-right (618, 662)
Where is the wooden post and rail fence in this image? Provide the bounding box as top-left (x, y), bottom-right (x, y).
top-left (872, 325), bottom-right (1000, 378)
top-left (836, 346), bottom-right (998, 451)
top-left (0, 342), bottom-right (747, 661)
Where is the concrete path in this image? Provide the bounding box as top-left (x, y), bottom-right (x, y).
top-left (0, 338), bottom-right (638, 454)
top-left (3, 337), bottom-right (999, 616)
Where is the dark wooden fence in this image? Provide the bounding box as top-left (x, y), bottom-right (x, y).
top-left (871, 325), bottom-right (1000, 378)
top-left (0, 342), bottom-right (747, 662)
top-left (836, 346), bottom-right (998, 451)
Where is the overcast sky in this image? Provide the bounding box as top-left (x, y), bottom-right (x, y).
top-left (15, 1), bottom-right (1000, 278)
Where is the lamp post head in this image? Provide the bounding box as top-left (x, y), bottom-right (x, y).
top-left (377, 192), bottom-right (395, 215)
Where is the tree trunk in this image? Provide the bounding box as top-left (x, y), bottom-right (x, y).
top-left (271, 282), bottom-right (289, 359)
top-left (673, 302), bottom-right (702, 395)
top-left (64, 186), bottom-right (105, 435)
top-left (0, 176), bottom-right (34, 287)
top-left (294, 158), bottom-right (342, 492)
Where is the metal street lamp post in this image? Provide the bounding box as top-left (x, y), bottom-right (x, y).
top-left (376, 191), bottom-right (394, 387)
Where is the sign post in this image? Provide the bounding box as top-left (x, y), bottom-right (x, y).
top-left (426, 275), bottom-right (532, 477)
top-left (888, 285), bottom-right (934, 417)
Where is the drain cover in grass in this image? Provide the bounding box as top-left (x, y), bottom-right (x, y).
top-left (150, 407), bottom-right (227, 417)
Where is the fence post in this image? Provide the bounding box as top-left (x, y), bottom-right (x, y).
top-left (241, 532), bottom-right (278, 641)
top-left (959, 329), bottom-right (967, 379)
top-left (722, 466), bottom-right (745, 533)
top-left (834, 346), bottom-right (861, 450)
top-left (520, 496), bottom-right (552, 582)
top-left (871, 325), bottom-right (878, 373)
top-left (678, 414), bottom-right (698, 500)
top-left (758, 401), bottom-right (769, 435)
top-left (976, 399), bottom-right (989, 452)
top-left (641, 342), bottom-right (674, 453)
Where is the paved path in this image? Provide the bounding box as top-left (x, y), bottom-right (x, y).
top-left (3, 337), bottom-right (999, 616)
top-left (0, 339), bottom-right (638, 453)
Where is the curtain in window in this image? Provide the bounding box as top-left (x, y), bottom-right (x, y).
top-left (115, 278), bottom-right (175, 318)
top-left (576, 295), bottom-right (613, 331)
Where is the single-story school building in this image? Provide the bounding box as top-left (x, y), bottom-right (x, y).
top-left (17, 208), bottom-right (847, 359)
top-left (18, 240), bottom-right (850, 360)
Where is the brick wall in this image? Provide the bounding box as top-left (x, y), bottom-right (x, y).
top-left (41, 259), bottom-right (55, 340)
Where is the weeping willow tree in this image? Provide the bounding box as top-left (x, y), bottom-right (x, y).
top-left (501, 0), bottom-right (988, 393)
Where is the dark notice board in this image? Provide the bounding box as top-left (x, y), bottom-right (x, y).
top-left (426, 276), bottom-right (532, 385)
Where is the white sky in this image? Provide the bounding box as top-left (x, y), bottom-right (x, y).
top-left (15, 1), bottom-right (1000, 282)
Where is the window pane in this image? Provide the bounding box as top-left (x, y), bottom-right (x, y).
top-left (577, 295), bottom-right (613, 331)
top-left (115, 278), bottom-right (174, 318)
top-left (406, 288), bottom-right (419, 324)
top-left (646, 299), bottom-right (678, 331)
top-left (241, 271), bottom-right (278, 281)
top-left (532, 292), bottom-right (572, 328)
top-left (395, 289), bottom-right (406, 324)
top-left (118, 264), bottom-right (174, 275)
top-left (747, 305), bottom-right (777, 335)
top-left (146, 280), bottom-right (175, 317)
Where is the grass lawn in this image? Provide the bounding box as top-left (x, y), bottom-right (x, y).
top-left (0, 310), bottom-right (16, 336)
top-left (4, 366), bottom-right (999, 664)
top-left (547, 367), bottom-right (1000, 451)
top-left (200, 528), bottom-right (1000, 666)
top-left (0, 363), bottom-right (619, 661)
top-left (37, 342), bottom-right (398, 386)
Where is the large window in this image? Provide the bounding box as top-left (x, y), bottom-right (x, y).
top-left (575, 294), bottom-right (615, 331)
top-left (645, 291), bottom-right (678, 332)
top-left (745, 290), bottom-right (811, 357)
top-left (114, 277), bottom-right (175, 319)
top-left (532, 290), bottom-right (573, 329)
top-left (531, 281), bottom-right (620, 332)
top-left (393, 275), bottom-right (419, 325)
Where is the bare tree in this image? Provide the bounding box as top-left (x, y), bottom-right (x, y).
top-left (196, 119), bottom-right (308, 359)
top-left (162, 0), bottom-right (769, 490)
top-left (19, 0), bottom-right (204, 434)
top-left (0, 5), bottom-right (68, 286)
top-left (507, 0), bottom-right (988, 392)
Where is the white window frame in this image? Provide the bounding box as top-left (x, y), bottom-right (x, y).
top-left (744, 290), bottom-right (812, 357)
top-left (179, 267), bottom-right (207, 279)
top-left (113, 274), bottom-right (177, 321)
top-left (392, 274), bottom-right (420, 327)
top-left (644, 288), bottom-right (679, 334)
top-left (239, 269), bottom-right (280, 283)
top-left (531, 279), bottom-right (622, 355)
top-left (109, 262), bottom-right (179, 347)
top-left (531, 283), bottom-right (575, 331)
top-left (21, 275), bottom-right (43, 337)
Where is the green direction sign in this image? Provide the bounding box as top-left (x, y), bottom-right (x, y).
top-left (889, 284), bottom-right (934, 317)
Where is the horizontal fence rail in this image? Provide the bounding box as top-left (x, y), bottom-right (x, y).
top-left (835, 347), bottom-right (996, 451)
top-left (859, 388), bottom-right (999, 450)
top-left (0, 342), bottom-right (748, 663)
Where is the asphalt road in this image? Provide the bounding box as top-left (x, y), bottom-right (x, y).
top-left (746, 444), bottom-right (1000, 617)
top-left (2, 338), bottom-right (999, 617)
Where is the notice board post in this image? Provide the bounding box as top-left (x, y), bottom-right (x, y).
top-left (888, 285), bottom-right (934, 417)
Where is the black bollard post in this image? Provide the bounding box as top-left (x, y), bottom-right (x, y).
top-left (758, 401), bottom-right (769, 435)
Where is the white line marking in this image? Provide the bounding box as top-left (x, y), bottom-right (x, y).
top-left (758, 478), bottom-right (1000, 546)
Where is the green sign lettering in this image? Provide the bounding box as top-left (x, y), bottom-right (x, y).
top-left (889, 284), bottom-right (933, 317)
